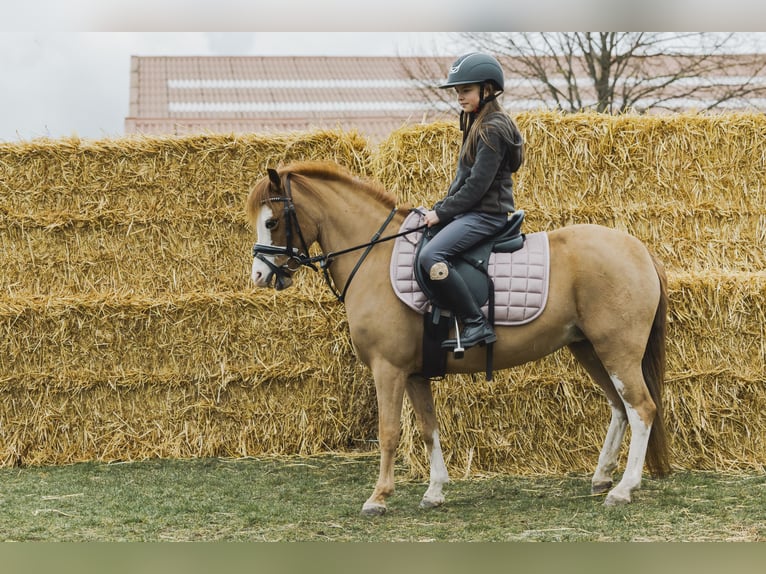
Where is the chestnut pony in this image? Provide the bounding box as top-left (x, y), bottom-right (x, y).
top-left (247, 161), bottom-right (670, 515)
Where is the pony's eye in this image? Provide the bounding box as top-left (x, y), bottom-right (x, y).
top-left (265, 218), bottom-right (279, 230)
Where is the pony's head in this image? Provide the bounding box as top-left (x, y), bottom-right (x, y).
top-left (247, 160), bottom-right (400, 293)
top-left (247, 167), bottom-right (316, 290)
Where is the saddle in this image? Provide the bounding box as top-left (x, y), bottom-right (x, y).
top-left (414, 210), bottom-right (526, 311)
top-left (389, 209), bottom-right (550, 381)
top-left (391, 209), bottom-right (549, 325)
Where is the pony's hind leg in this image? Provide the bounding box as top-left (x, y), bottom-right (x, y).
top-left (602, 366), bottom-right (657, 506)
top-left (582, 339), bottom-right (657, 506)
top-left (405, 375), bottom-right (449, 509)
top-left (592, 405), bottom-right (628, 494)
top-left (568, 341), bottom-right (628, 496)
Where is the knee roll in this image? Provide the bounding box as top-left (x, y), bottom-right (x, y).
top-left (429, 262), bottom-right (449, 281)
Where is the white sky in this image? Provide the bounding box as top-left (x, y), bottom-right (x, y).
top-left (2, 1), bottom-right (765, 142)
top-left (0, 32), bottom-right (464, 142)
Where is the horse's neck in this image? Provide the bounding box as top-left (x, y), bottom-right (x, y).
top-left (303, 185), bottom-right (399, 290)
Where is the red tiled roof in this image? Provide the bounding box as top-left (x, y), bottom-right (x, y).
top-left (126, 55), bottom-right (766, 142)
top-left (126, 56), bottom-right (455, 142)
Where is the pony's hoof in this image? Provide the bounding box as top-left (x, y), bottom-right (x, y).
top-left (361, 502), bottom-right (387, 517)
top-left (604, 492), bottom-right (631, 506)
top-left (591, 481), bottom-right (612, 495)
top-left (419, 496), bottom-right (444, 509)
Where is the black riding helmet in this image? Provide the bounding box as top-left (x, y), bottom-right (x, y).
top-left (440, 52), bottom-right (506, 135)
top-left (439, 52), bottom-right (505, 96)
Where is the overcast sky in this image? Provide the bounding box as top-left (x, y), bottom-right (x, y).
top-left (0, 32), bottom-right (465, 142)
top-left (3, 1), bottom-right (765, 142)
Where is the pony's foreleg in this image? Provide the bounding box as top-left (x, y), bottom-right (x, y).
top-left (591, 401), bottom-right (628, 495)
top-left (405, 375), bottom-right (449, 509)
top-left (361, 362), bottom-right (407, 516)
top-left (604, 372), bottom-right (656, 506)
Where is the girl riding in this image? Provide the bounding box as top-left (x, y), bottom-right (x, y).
top-left (419, 52), bottom-right (524, 351)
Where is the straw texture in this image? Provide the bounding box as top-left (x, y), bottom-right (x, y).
top-left (1, 114), bottom-right (764, 476)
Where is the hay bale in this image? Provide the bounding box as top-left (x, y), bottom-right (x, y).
top-left (1, 116), bottom-right (765, 477)
top-left (0, 130), bottom-right (370, 221)
top-left (371, 121), bottom-right (459, 206)
top-left (0, 290), bottom-right (378, 466)
top-left (372, 113), bottom-right (766, 273)
top-left (0, 130), bottom-right (371, 298)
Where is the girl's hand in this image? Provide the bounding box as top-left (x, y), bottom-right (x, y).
top-left (424, 210), bottom-right (440, 227)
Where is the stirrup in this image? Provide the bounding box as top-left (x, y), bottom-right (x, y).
top-left (451, 315), bottom-right (465, 359)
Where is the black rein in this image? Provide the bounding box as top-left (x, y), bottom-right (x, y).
top-left (251, 173), bottom-right (426, 302)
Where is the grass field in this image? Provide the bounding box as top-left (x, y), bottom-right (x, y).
top-left (1, 454), bottom-right (764, 542)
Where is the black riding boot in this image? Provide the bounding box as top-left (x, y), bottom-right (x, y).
top-left (428, 265), bottom-right (496, 350)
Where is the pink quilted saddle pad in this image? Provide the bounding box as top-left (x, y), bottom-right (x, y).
top-left (390, 210), bottom-right (550, 326)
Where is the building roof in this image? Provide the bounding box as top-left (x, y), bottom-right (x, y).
top-left (125, 56), bottom-right (454, 142)
top-left (126, 54), bottom-right (766, 143)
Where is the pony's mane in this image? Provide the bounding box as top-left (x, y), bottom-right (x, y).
top-left (247, 160), bottom-right (403, 222)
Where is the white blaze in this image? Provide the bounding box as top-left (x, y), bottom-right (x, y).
top-left (251, 205), bottom-right (275, 286)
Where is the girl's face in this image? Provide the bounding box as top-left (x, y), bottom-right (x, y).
top-left (455, 83), bottom-right (481, 113)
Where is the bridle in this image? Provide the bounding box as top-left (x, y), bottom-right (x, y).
top-left (251, 171), bottom-right (426, 302)
top-left (251, 173), bottom-right (316, 292)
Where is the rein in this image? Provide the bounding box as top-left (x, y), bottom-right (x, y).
top-left (252, 173), bottom-right (427, 302)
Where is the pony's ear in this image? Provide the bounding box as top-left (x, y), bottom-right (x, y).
top-left (267, 168), bottom-right (282, 191)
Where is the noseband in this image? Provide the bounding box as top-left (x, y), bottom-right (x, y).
top-left (251, 172), bottom-right (426, 302)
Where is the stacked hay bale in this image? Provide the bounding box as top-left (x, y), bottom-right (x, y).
top-left (0, 130), bottom-right (377, 466)
top-left (1, 113), bottom-right (764, 478)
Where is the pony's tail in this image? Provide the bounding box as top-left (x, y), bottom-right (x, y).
top-left (642, 253), bottom-right (671, 478)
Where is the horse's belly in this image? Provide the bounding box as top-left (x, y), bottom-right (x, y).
top-left (444, 320), bottom-right (579, 374)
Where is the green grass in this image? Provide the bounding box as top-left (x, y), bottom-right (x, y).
top-left (0, 455), bottom-right (764, 541)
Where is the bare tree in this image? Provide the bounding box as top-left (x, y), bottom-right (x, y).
top-left (410, 32), bottom-right (766, 114)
